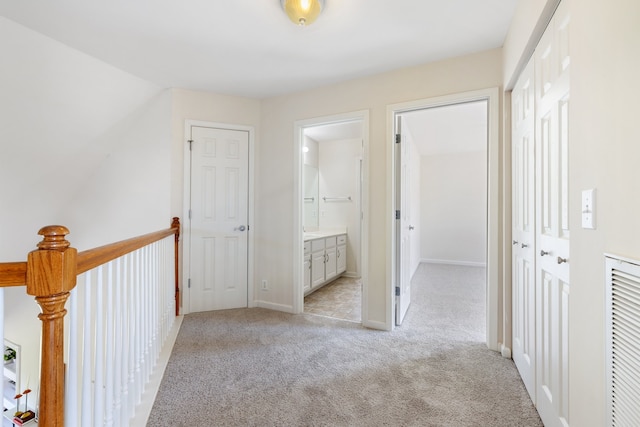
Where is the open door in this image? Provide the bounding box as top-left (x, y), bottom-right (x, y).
top-left (395, 115), bottom-right (411, 325)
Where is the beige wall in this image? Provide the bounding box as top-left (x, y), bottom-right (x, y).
top-left (170, 88), bottom-right (261, 313)
top-left (503, 0), bottom-right (640, 424)
top-left (257, 49), bottom-right (503, 327)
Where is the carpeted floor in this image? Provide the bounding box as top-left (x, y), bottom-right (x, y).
top-left (147, 263), bottom-right (542, 426)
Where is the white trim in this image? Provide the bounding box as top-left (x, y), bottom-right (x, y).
top-left (256, 301), bottom-right (295, 314)
top-left (386, 87), bottom-right (501, 351)
top-left (421, 259), bottom-right (487, 268)
top-left (501, 344), bottom-right (512, 359)
top-left (130, 315), bottom-right (183, 427)
top-left (182, 120), bottom-right (255, 314)
top-left (292, 110), bottom-right (370, 323)
top-left (362, 319), bottom-right (387, 331)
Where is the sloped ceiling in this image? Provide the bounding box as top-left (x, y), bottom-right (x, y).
top-left (0, 0), bottom-right (518, 98)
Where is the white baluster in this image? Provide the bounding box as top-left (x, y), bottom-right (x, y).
top-left (112, 259), bottom-right (122, 426)
top-left (104, 262), bottom-right (114, 427)
top-left (66, 278), bottom-right (80, 425)
top-left (94, 265), bottom-right (105, 426)
top-left (81, 269), bottom-right (93, 427)
top-left (121, 254), bottom-right (131, 427)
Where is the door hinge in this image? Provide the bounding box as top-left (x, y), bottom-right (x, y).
top-left (395, 286), bottom-right (400, 296)
top-left (188, 278), bottom-right (191, 288)
top-left (395, 134), bottom-right (401, 144)
top-left (188, 139), bottom-right (193, 150)
top-left (395, 210), bottom-right (400, 220)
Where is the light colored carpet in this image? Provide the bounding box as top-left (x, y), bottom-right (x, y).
top-left (147, 263), bottom-right (542, 426)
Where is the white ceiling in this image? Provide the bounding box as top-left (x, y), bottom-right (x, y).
top-left (0, 0), bottom-right (519, 99)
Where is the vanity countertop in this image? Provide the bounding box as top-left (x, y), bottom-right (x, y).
top-left (303, 230), bottom-right (346, 241)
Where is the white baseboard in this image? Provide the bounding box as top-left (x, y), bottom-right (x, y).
top-left (362, 318), bottom-right (389, 331)
top-left (501, 344), bottom-right (512, 359)
top-left (255, 300), bottom-right (295, 314)
top-left (131, 315), bottom-right (183, 427)
top-left (421, 258), bottom-right (487, 268)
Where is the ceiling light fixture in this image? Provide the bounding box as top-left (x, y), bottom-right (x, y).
top-left (280, 0), bottom-right (325, 26)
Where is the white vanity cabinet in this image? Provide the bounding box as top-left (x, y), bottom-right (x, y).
top-left (310, 238), bottom-right (326, 288)
top-left (324, 236), bottom-right (337, 282)
top-left (336, 234), bottom-right (347, 275)
top-left (303, 241), bottom-right (311, 294)
top-left (304, 232), bottom-right (347, 295)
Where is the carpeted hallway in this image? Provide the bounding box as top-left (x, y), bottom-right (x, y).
top-left (147, 264), bottom-right (542, 426)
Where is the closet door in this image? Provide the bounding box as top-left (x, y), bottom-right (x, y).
top-left (511, 56), bottom-right (536, 401)
top-left (534, 2), bottom-right (571, 426)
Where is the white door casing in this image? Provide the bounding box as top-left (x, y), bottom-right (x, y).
top-left (293, 110), bottom-right (369, 322)
top-left (387, 88), bottom-right (499, 344)
top-left (188, 125), bottom-right (250, 312)
top-left (534, 2), bottom-right (571, 426)
top-left (395, 115), bottom-right (411, 326)
top-left (511, 56), bottom-right (537, 401)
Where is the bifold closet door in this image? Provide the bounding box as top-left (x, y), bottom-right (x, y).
top-left (534, 1), bottom-right (571, 426)
top-left (511, 56), bottom-right (536, 402)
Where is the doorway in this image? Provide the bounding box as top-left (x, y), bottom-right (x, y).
top-left (292, 111), bottom-right (369, 321)
top-left (182, 120), bottom-right (255, 314)
top-left (388, 88), bottom-right (501, 351)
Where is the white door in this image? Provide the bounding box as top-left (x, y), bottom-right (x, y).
top-left (189, 126), bottom-right (249, 312)
top-left (511, 56), bottom-right (537, 400)
top-left (395, 116), bottom-right (411, 325)
top-left (534, 3), bottom-right (571, 426)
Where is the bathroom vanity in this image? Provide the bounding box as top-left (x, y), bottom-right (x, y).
top-left (303, 231), bottom-right (347, 295)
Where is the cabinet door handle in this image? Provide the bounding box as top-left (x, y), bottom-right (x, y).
top-left (521, 243), bottom-right (528, 248)
top-left (337, 249), bottom-right (340, 258)
top-left (540, 250), bottom-right (549, 256)
top-left (512, 240), bottom-right (518, 245)
top-left (557, 256), bottom-right (568, 264)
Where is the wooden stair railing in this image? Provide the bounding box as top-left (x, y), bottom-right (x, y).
top-left (0, 217), bottom-right (180, 427)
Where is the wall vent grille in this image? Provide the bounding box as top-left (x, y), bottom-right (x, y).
top-left (605, 255), bottom-right (640, 427)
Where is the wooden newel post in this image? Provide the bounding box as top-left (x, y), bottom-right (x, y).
top-left (172, 217), bottom-right (180, 316)
top-left (26, 226), bottom-right (77, 427)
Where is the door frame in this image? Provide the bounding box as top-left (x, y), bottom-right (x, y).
top-left (387, 88), bottom-right (501, 351)
top-left (292, 110), bottom-right (370, 319)
top-left (182, 119), bottom-right (255, 315)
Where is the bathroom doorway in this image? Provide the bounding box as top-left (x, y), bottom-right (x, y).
top-left (292, 110), bottom-right (369, 324)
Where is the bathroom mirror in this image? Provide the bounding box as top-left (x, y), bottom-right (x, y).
top-left (303, 164), bottom-right (319, 228)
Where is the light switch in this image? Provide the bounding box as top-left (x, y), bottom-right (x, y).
top-left (581, 189), bottom-right (596, 229)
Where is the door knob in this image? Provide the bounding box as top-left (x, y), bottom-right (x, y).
top-left (512, 240), bottom-right (518, 245)
top-left (540, 250), bottom-right (550, 256)
top-left (521, 243), bottom-right (528, 248)
top-left (557, 256), bottom-right (568, 264)
top-left (235, 225), bottom-right (246, 232)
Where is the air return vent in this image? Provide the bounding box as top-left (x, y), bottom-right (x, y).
top-left (605, 255), bottom-right (640, 427)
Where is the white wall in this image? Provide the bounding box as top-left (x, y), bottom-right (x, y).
top-left (420, 151), bottom-right (487, 266)
top-left (318, 138), bottom-right (361, 276)
top-left (0, 16), bottom-right (169, 400)
top-left (503, 0), bottom-right (640, 424)
top-left (257, 49), bottom-right (503, 328)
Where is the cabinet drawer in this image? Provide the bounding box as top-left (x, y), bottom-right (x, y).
top-left (337, 234), bottom-right (347, 245)
top-left (304, 241), bottom-right (311, 254)
top-left (325, 236), bottom-right (337, 248)
top-left (311, 238), bottom-right (325, 252)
